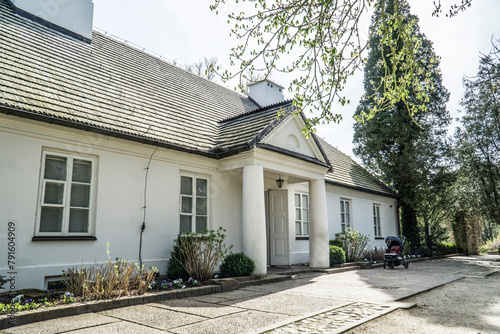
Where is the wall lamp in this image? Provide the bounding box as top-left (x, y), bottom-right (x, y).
top-left (276, 174), bottom-right (285, 188)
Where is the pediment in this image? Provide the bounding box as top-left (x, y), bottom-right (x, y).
top-left (261, 115), bottom-right (327, 163)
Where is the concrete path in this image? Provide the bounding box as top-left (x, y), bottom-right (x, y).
top-left (2, 255), bottom-right (499, 334)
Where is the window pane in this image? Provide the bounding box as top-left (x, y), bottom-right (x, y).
top-left (196, 216), bottom-right (207, 233)
top-left (295, 221), bottom-right (301, 235)
top-left (302, 195), bottom-right (308, 208)
top-left (72, 159), bottom-right (92, 183)
top-left (180, 215), bottom-right (192, 232)
top-left (295, 208), bottom-right (301, 220)
top-left (44, 155), bottom-right (67, 181)
top-left (69, 208), bottom-right (89, 232)
top-left (341, 213), bottom-right (345, 224)
top-left (345, 201), bottom-right (350, 213)
top-left (70, 184), bottom-right (90, 207)
top-left (303, 222), bottom-right (309, 235)
top-left (196, 179), bottom-right (207, 196)
top-left (295, 194), bottom-right (301, 207)
top-left (373, 206), bottom-right (376, 216)
top-left (181, 196), bottom-right (192, 213)
top-left (340, 201), bottom-right (344, 213)
top-left (180, 177), bottom-right (192, 195)
top-left (303, 208), bottom-right (309, 222)
top-left (40, 207), bottom-right (63, 232)
top-left (376, 206), bottom-right (380, 216)
top-left (196, 197), bottom-right (207, 215)
top-left (346, 213), bottom-right (350, 226)
top-left (44, 182), bottom-right (65, 204)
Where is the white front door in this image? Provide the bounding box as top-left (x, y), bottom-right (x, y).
top-left (268, 190), bottom-right (289, 266)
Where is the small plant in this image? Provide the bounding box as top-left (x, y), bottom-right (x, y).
top-left (436, 242), bottom-right (457, 255)
top-left (166, 245), bottom-right (189, 281)
top-left (335, 228), bottom-right (370, 262)
top-left (417, 245), bottom-right (432, 257)
top-left (329, 239), bottom-right (343, 248)
top-left (219, 252), bottom-right (255, 277)
top-left (329, 245), bottom-right (346, 266)
top-left (173, 227), bottom-right (232, 281)
top-left (0, 274), bottom-right (6, 290)
top-left (362, 246), bottom-right (385, 263)
top-left (61, 243), bottom-right (158, 301)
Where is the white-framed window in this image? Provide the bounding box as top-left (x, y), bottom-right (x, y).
top-left (36, 151), bottom-right (96, 236)
top-left (295, 193), bottom-right (309, 236)
top-left (180, 175), bottom-right (208, 233)
top-left (340, 199), bottom-right (351, 232)
top-left (373, 204), bottom-right (382, 237)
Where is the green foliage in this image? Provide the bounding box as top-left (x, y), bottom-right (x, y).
top-left (166, 244), bottom-right (189, 281)
top-left (363, 247), bottom-right (386, 262)
top-left (353, 0), bottom-right (451, 251)
top-left (329, 245), bottom-right (346, 266)
top-left (173, 227), bottom-right (232, 281)
top-left (0, 274), bottom-right (6, 290)
top-left (335, 228), bottom-right (370, 262)
top-left (62, 244), bottom-right (158, 301)
top-left (219, 252), bottom-right (256, 277)
top-left (417, 245), bottom-right (432, 257)
top-left (211, 0), bottom-right (469, 130)
top-left (454, 40), bottom-right (500, 229)
top-left (329, 239), bottom-right (343, 248)
top-left (436, 242), bottom-right (457, 255)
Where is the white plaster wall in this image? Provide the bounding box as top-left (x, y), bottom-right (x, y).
top-left (0, 115), bottom-right (242, 290)
top-left (326, 184), bottom-right (398, 250)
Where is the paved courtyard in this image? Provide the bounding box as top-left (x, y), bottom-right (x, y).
top-left (2, 255), bottom-right (499, 334)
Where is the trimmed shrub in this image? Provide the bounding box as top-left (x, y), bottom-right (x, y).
top-left (166, 245), bottom-right (189, 281)
top-left (436, 242), bottom-right (457, 255)
top-left (219, 252), bottom-right (255, 277)
top-left (417, 245), bottom-right (432, 257)
top-left (329, 245), bottom-right (346, 266)
top-left (329, 238), bottom-right (343, 248)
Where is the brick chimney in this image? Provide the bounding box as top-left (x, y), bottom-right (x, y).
top-left (248, 79), bottom-right (285, 107)
top-left (8, 0), bottom-right (94, 43)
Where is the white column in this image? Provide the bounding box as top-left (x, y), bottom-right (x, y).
top-left (309, 178), bottom-right (329, 268)
top-left (242, 165), bottom-right (267, 275)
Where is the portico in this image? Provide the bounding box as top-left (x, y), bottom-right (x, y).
top-left (220, 145), bottom-right (330, 275)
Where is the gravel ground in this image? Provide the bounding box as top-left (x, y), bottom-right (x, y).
top-left (345, 271), bottom-right (500, 334)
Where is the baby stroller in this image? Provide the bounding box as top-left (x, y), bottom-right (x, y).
top-left (383, 236), bottom-right (409, 269)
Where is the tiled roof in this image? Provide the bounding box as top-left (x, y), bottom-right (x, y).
top-left (217, 101), bottom-right (293, 149)
top-left (0, 0), bottom-right (258, 152)
top-left (318, 137), bottom-right (398, 198)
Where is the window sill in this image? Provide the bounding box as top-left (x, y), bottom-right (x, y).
top-left (296, 236), bottom-right (309, 240)
top-left (375, 237), bottom-right (384, 240)
top-left (32, 236), bottom-right (97, 241)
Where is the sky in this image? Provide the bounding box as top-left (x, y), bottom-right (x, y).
top-left (92, 0), bottom-right (500, 160)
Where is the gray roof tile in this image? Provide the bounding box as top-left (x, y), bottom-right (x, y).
top-left (318, 137), bottom-right (398, 198)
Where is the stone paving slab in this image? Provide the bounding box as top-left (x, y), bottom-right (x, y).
top-left (169, 309), bottom-right (294, 334)
top-left (2, 313), bottom-right (118, 334)
top-left (99, 304), bottom-right (206, 331)
top-left (152, 299), bottom-right (245, 318)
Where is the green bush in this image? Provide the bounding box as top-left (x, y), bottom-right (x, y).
top-left (166, 245), bottom-right (189, 280)
top-left (0, 275), bottom-right (6, 290)
top-left (172, 227), bottom-right (232, 281)
top-left (417, 245), bottom-right (432, 257)
top-left (436, 242), bottom-right (457, 255)
top-left (329, 245), bottom-right (346, 266)
top-left (329, 238), bottom-right (343, 248)
top-left (335, 228), bottom-right (370, 262)
top-left (219, 252), bottom-right (255, 277)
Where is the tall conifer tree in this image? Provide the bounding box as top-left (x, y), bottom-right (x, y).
top-left (353, 0), bottom-right (450, 249)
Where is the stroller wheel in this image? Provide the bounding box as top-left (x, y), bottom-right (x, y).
top-left (404, 261), bottom-right (409, 269)
top-left (389, 261), bottom-right (394, 269)
top-left (383, 262), bottom-right (386, 269)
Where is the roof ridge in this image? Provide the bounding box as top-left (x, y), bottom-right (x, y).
top-left (218, 99), bottom-right (293, 123)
